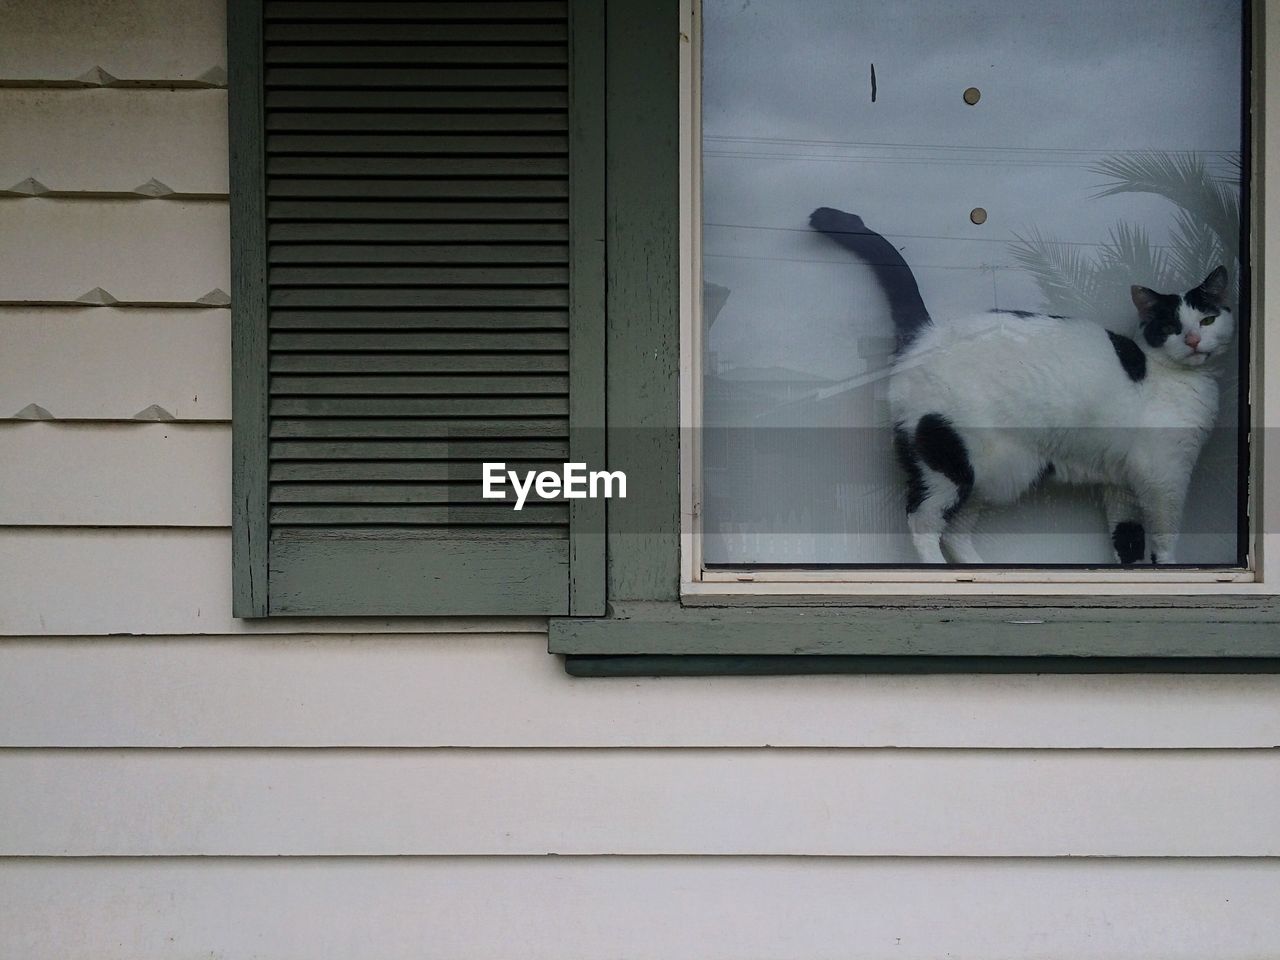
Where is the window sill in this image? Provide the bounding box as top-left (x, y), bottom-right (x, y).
top-left (549, 600), bottom-right (1280, 674)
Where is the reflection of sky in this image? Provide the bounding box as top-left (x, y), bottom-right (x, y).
top-left (701, 0), bottom-right (1244, 381)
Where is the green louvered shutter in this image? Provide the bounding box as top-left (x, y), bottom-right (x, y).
top-left (230, 0), bottom-right (605, 616)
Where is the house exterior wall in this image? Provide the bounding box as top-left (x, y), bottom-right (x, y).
top-left (1, 1), bottom-right (1278, 957)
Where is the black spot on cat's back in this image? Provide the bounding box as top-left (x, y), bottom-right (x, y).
top-left (914, 413), bottom-right (974, 521)
top-left (1112, 520), bottom-right (1145, 565)
top-left (1107, 330), bottom-right (1147, 383)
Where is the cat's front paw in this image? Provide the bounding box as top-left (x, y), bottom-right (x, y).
top-left (1150, 535), bottom-right (1177, 565)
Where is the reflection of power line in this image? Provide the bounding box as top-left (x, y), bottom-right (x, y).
top-left (705, 151), bottom-right (1134, 169)
top-left (706, 252), bottom-right (1014, 271)
top-left (704, 151), bottom-right (1242, 173)
top-left (705, 222), bottom-right (1179, 250)
top-left (704, 135), bottom-right (1240, 156)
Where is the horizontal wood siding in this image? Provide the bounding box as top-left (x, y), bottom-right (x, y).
top-left (3, 859), bottom-right (1279, 960)
top-left (0, 310), bottom-right (231, 420)
top-left (2, 749), bottom-right (1277, 856)
top-left (0, 0), bottom-right (226, 84)
top-left (0, 90), bottom-right (228, 195)
top-left (0, 201), bottom-right (228, 304)
top-left (3, 635), bottom-right (1280, 748)
top-left (0, 530), bottom-right (544, 635)
top-left (0, 424), bottom-right (228, 524)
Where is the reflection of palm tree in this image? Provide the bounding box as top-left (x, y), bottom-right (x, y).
top-left (1010, 151), bottom-right (1243, 530)
top-left (1009, 151), bottom-right (1241, 320)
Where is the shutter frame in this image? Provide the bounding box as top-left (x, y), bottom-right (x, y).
top-left (231, 0), bottom-right (605, 617)
top-left (230, 0), bottom-right (270, 617)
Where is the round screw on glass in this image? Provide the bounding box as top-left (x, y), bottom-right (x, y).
top-left (970, 207), bottom-right (988, 225)
top-left (963, 86), bottom-right (981, 105)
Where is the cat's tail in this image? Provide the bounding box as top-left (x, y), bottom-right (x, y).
top-left (809, 206), bottom-right (932, 351)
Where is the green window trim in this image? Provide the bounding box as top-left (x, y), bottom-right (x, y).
top-left (550, 600), bottom-right (1280, 674)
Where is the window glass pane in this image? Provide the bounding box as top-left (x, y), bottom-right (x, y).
top-left (700, 0), bottom-right (1247, 567)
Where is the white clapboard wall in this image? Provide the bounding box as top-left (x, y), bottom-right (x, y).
top-left (0, 1), bottom-right (1278, 959)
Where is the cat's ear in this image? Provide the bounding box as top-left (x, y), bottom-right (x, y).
top-left (1192, 265), bottom-right (1229, 305)
top-left (1130, 285), bottom-right (1162, 316)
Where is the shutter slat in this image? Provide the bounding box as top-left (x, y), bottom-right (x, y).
top-left (269, 418), bottom-right (568, 439)
top-left (266, 44), bottom-right (568, 65)
top-left (270, 504), bottom-right (569, 525)
top-left (269, 221), bottom-right (568, 241)
top-left (271, 374), bottom-right (567, 393)
top-left (267, 199), bottom-right (567, 220)
top-left (268, 179), bottom-right (568, 199)
top-left (267, 135), bottom-right (567, 155)
top-left (269, 310), bottom-right (567, 328)
top-left (272, 184), bottom-right (568, 204)
top-left (266, 67), bottom-right (566, 88)
top-left (270, 266), bottom-right (567, 285)
top-left (269, 111), bottom-right (567, 131)
top-left (270, 354), bottom-right (568, 373)
top-left (267, 199), bottom-right (567, 218)
top-left (271, 331), bottom-right (567, 350)
top-left (268, 156), bottom-right (567, 177)
top-left (269, 244), bottom-right (569, 263)
top-left (270, 461), bottom-right (561, 481)
top-left (269, 288), bottom-right (569, 308)
top-left (267, 90), bottom-right (567, 110)
top-left (270, 396), bottom-right (568, 416)
top-left (270, 482), bottom-right (564, 503)
top-left (264, 2), bottom-right (568, 21)
top-left (270, 440), bottom-right (568, 460)
top-left (265, 22), bottom-right (567, 43)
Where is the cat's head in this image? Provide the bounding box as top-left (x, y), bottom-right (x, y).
top-left (1130, 266), bottom-right (1234, 367)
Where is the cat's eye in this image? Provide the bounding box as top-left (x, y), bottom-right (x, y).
top-left (1201, 316), bottom-right (1218, 326)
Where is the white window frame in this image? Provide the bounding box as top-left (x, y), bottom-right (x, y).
top-left (678, 0), bottom-right (1278, 597)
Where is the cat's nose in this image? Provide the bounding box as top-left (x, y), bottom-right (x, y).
top-left (1184, 331), bottom-right (1202, 349)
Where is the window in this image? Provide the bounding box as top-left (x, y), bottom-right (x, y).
top-left (549, 0), bottom-right (1280, 672)
top-left (683, 0), bottom-right (1276, 597)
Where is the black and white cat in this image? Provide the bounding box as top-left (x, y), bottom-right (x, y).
top-left (810, 206), bottom-right (1234, 565)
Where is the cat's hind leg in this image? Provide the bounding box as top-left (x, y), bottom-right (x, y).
top-left (942, 501), bottom-right (985, 564)
top-left (896, 414), bottom-right (975, 564)
top-left (1128, 472), bottom-right (1190, 565)
top-left (906, 492), bottom-right (951, 564)
top-left (1103, 485), bottom-right (1145, 565)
